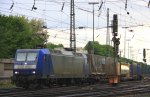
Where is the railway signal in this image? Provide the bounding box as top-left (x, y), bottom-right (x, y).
top-left (109, 14), bottom-right (120, 85)
top-left (112, 14), bottom-right (119, 57)
top-left (112, 14), bottom-right (118, 36)
top-left (143, 48), bottom-right (146, 62)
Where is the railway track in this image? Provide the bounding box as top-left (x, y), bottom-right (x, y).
top-left (0, 79), bottom-right (150, 97)
top-left (63, 83), bottom-right (150, 97)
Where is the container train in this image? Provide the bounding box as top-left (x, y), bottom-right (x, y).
top-left (12, 48), bottom-right (141, 89)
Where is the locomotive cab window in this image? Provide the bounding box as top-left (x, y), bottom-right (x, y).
top-left (16, 52), bottom-right (37, 62)
top-left (16, 53), bottom-right (26, 61)
top-left (27, 53), bottom-right (37, 61)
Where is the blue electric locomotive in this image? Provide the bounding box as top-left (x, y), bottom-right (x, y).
top-left (12, 49), bottom-right (91, 88)
top-left (12, 49), bottom-right (54, 88)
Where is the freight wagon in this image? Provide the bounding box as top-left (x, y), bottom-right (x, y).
top-left (130, 62), bottom-right (142, 80)
top-left (119, 62), bottom-right (141, 81)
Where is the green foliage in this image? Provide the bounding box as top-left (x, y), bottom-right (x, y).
top-left (0, 81), bottom-right (16, 89)
top-left (84, 41), bottom-right (114, 57)
top-left (0, 15), bottom-right (46, 58)
top-left (119, 57), bottom-right (134, 63)
top-left (46, 43), bottom-right (64, 49)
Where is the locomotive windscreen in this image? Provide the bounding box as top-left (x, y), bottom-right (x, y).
top-left (16, 52), bottom-right (37, 62)
top-left (14, 52), bottom-right (37, 69)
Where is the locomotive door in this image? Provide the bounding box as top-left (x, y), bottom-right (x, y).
top-left (44, 54), bottom-right (53, 76)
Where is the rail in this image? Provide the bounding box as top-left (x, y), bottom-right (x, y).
top-left (0, 79), bottom-right (150, 97)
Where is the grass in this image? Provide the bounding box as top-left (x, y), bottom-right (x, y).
top-left (0, 80), bottom-right (16, 89)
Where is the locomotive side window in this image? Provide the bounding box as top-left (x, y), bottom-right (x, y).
top-left (43, 54), bottom-right (49, 62)
top-left (44, 54), bottom-right (46, 61)
top-left (16, 53), bottom-right (26, 61)
top-left (27, 53), bottom-right (37, 61)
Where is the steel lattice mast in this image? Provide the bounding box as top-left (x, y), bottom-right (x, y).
top-left (70, 0), bottom-right (76, 52)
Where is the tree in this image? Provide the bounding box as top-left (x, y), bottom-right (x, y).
top-left (0, 15), bottom-right (46, 58)
top-left (46, 43), bottom-right (64, 49)
top-left (29, 19), bottom-right (48, 48)
top-left (84, 41), bottom-right (114, 56)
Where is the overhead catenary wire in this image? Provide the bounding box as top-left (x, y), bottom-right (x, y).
top-left (2, 0), bottom-right (150, 26)
top-left (0, 0), bottom-right (150, 41)
top-left (1, 3), bottom-right (149, 30)
top-left (106, 1), bottom-right (150, 27)
top-left (1, 0), bottom-right (150, 27)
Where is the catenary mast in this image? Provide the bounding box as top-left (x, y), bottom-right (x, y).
top-left (70, 0), bottom-right (76, 52)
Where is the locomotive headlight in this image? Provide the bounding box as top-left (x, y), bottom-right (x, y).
top-left (32, 71), bottom-right (36, 74)
top-left (15, 71), bottom-right (19, 74)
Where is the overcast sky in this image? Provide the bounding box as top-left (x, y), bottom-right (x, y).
top-left (0, 0), bottom-right (150, 64)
